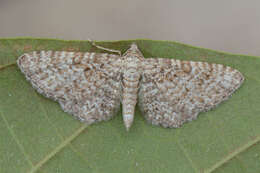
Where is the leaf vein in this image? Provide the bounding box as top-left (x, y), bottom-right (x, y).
top-left (29, 124), bottom-right (88, 173)
top-left (36, 94), bottom-right (91, 168)
top-left (205, 135), bottom-right (260, 173)
top-left (176, 130), bottom-right (200, 173)
top-left (0, 111), bottom-right (34, 168)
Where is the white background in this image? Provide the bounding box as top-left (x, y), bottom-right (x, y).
top-left (0, 0), bottom-right (259, 56)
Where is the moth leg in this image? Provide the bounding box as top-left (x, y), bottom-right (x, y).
top-left (88, 39), bottom-right (122, 56)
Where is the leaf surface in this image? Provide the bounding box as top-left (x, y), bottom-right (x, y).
top-left (0, 38), bottom-right (259, 173)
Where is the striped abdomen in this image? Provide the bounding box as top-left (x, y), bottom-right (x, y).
top-left (122, 67), bottom-right (141, 131)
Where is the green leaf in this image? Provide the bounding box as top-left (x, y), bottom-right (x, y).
top-left (0, 38), bottom-right (259, 173)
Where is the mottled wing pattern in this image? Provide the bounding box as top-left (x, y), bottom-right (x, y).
top-left (138, 58), bottom-right (244, 128)
top-left (17, 51), bottom-right (122, 124)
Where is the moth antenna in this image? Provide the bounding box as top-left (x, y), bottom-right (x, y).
top-left (88, 39), bottom-right (122, 56)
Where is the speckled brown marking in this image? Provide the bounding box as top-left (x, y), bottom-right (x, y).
top-left (73, 52), bottom-right (83, 64)
top-left (181, 61), bottom-right (192, 73)
top-left (227, 66), bottom-right (233, 72)
top-left (208, 63), bottom-right (213, 70)
top-left (201, 62), bottom-right (206, 68)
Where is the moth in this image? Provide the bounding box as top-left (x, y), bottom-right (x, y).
top-left (17, 42), bottom-right (244, 131)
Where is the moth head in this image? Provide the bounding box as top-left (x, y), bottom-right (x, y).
top-left (130, 43), bottom-right (138, 50)
top-left (123, 43), bottom-right (144, 60)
